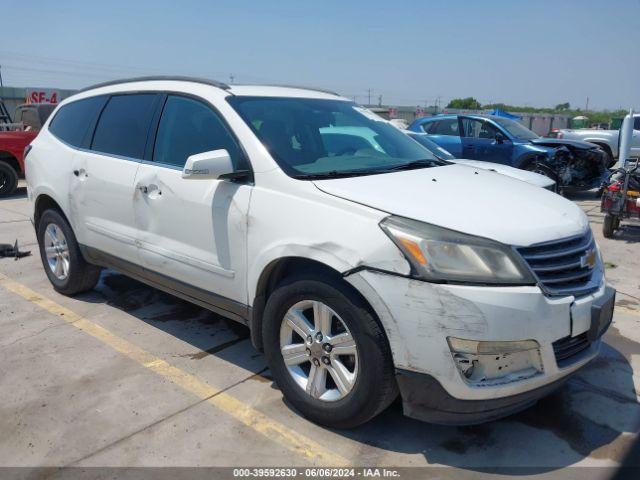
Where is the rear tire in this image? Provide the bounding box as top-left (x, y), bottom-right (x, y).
top-left (262, 272), bottom-right (397, 428)
top-left (603, 214), bottom-right (617, 238)
top-left (37, 209), bottom-right (102, 295)
top-left (0, 162), bottom-right (18, 197)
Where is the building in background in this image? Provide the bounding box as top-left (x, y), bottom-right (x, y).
top-left (0, 86), bottom-right (77, 122)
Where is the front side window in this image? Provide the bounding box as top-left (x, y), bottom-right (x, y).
top-left (49, 96), bottom-right (107, 147)
top-left (153, 95), bottom-right (242, 168)
top-left (91, 94), bottom-right (158, 159)
top-left (228, 97), bottom-right (441, 178)
top-left (461, 118), bottom-right (499, 139)
top-left (633, 117), bottom-right (640, 130)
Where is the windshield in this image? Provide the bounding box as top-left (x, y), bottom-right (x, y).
top-left (228, 97), bottom-right (442, 178)
top-left (407, 133), bottom-right (456, 160)
top-left (492, 117), bottom-right (539, 141)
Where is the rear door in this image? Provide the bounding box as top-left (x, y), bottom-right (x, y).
top-left (132, 94), bottom-right (251, 308)
top-left (424, 118), bottom-right (463, 157)
top-left (71, 93), bottom-right (161, 264)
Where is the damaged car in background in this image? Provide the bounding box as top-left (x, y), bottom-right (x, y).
top-left (408, 114), bottom-right (608, 191)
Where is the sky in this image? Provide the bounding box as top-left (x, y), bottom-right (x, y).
top-left (1, 0), bottom-right (639, 110)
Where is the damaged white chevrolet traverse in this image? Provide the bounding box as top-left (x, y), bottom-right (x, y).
top-left (26, 77), bottom-right (615, 427)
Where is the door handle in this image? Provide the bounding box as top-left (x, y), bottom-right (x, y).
top-left (138, 185), bottom-right (149, 194)
top-left (73, 170), bottom-right (79, 177)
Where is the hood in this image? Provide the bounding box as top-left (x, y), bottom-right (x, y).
top-left (530, 138), bottom-right (598, 150)
top-left (313, 164), bottom-right (587, 246)
top-left (0, 130), bottom-right (38, 140)
top-left (450, 159), bottom-right (554, 188)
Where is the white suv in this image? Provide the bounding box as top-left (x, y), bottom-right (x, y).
top-left (25, 77), bottom-right (615, 427)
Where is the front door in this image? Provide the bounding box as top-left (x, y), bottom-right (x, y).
top-left (460, 117), bottom-right (513, 164)
top-left (133, 94), bottom-right (250, 309)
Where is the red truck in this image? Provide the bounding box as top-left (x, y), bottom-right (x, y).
top-left (0, 103), bottom-right (55, 196)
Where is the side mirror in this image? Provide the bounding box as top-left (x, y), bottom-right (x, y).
top-left (495, 132), bottom-right (507, 144)
top-left (182, 149), bottom-right (234, 180)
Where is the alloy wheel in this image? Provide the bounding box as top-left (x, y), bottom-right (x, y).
top-left (44, 223), bottom-right (70, 280)
top-left (279, 300), bottom-right (358, 402)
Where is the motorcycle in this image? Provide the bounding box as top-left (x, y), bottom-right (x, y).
top-left (600, 159), bottom-right (640, 238)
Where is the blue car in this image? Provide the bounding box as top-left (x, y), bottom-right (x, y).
top-left (408, 114), bottom-right (607, 189)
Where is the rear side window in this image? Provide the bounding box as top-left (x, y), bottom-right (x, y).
top-left (432, 118), bottom-right (460, 136)
top-left (421, 121), bottom-right (437, 134)
top-left (48, 96), bottom-right (107, 147)
top-left (153, 95), bottom-right (242, 168)
top-left (91, 94), bottom-right (158, 159)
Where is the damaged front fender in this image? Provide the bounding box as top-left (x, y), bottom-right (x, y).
top-left (532, 140), bottom-right (607, 189)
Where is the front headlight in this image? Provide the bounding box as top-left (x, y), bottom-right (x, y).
top-left (380, 216), bottom-right (535, 284)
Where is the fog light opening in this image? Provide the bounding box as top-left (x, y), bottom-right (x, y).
top-left (447, 337), bottom-right (544, 386)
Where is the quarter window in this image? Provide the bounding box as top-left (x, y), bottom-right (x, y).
top-left (153, 95), bottom-right (241, 168)
top-left (48, 96), bottom-right (108, 147)
top-left (91, 94), bottom-right (158, 159)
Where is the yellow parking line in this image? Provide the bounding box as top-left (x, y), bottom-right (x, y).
top-left (0, 273), bottom-right (349, 466)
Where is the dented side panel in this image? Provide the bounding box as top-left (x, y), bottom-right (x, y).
top-left (246, 169), bottom-right (410, 303)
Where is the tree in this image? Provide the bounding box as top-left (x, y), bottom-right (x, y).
top-left (555, 102), bottom-right (571, 111)
top-left (446, 97), bottom-right (481, 110)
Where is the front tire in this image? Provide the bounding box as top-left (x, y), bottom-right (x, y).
top-left (0, 162), bottom-right (18, 197)
top-left (37, 209), bottom-right (102, 295)
top-left (262, 273), bottom-right (397, 428)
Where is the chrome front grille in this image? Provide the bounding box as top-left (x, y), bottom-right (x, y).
top-left (516, 230), bottom-right (601, 297)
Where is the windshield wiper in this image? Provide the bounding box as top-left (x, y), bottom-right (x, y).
top-left (292, 170), bottom-right (377, 180)
top-left (293, 160), bottom-right (444, 180)
top-left (381, 159), bottom-right (443, 172)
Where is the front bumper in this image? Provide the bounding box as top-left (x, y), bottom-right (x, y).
top-left (346, 271), bottom-right (614, 424)
top-left (395, 367), bottom-right (577, 425)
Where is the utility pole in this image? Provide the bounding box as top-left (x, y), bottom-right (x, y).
top-left (367, 89), bottom-right (372, 106)
top-left (229, 74), bottom-right (235, 84)
top-left (0, 65), bottom-right (3, 88)
top-left (378, 94), bottom-right (382, 107)
top-left (585, 96), bottom-right (589, 112)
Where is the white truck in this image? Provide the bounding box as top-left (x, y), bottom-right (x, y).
top-left (555, 113), bottom-right (640, 165)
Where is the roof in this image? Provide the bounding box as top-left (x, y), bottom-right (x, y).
top-left (417, 113), bottom-right (507, 122)
top-left (78, 76), bottom-right (345, 100)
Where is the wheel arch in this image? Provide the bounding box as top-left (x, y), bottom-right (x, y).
top-left (34, 193), bottom-right (71, 230)
top-left (515, 151), bottom-right (550, 170)
top-left (588, 141), bottom-right (613, 156)
top-left (249, 256), bottom-right (390, 354)
top-left (0, 151), bottom-right (21, 175)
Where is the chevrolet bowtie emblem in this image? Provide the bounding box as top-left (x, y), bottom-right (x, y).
top-left (581, 249), bottom-right (597, 269)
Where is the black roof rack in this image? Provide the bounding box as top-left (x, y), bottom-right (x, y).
top-left (237, 84), bottom-right (340, 96)
top-left (79, 76), bottom-right (230, 93)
